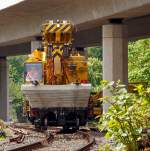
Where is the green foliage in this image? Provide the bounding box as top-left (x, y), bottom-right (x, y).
top-left (0, 131), bottom-right (6, 140)
top-left (87, 46), bottom-right (103, 59)
top-left (87, 39), bottom-right (150, 91)
top-left (99, 81), bottom-right (150, 151)
top-left (87, 47), bottom-right (103, 92)
top-left (99, 142), bottom-right (126, 151)
top-left (9, 80), bottom-right (24, 104)
top-left (8, 55), bottom-right (27, 95)
top-left (0, 120), bottom-right (6, 140)
top-left (128, 39), bottom-right (150, 82)
top-left (8, 55), bottom-right (27, 83)
top-left (88, 57), bottom-right (102, 91)
top-left (8, 55), bottom-right (27, 120)
top-left (99, 143), bottom-right (111, 151)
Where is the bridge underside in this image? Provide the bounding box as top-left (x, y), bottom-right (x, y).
top-left (0, 14), bottom-right (150, 56)
top-left (0, 0), bottom-right (150, 120)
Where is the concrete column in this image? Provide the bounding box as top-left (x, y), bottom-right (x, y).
top-left (0, 57), bottom-right (8, 121)
top-left (31, 41), bottom-right (41, 52)
top-left (102, 23), bottom-right (128, 113)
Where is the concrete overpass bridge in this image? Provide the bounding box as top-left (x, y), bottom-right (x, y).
top-left (0, 0), bottom-right (150, 120)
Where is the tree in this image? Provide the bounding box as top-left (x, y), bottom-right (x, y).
top-left (8, 55), bottom-right (27, 83)
top-left (8, 55), bottom-right (27, 121)
top-left (87, 46), bottom-right (103, 59)
top-left (128, 39), bottom-right (150, 82)
top-left (87, 46), bottom-right (103, 92)
top-left (88, 57), bottom-right (102, 91)
top-left (8, 55), bottom-right (27, 101)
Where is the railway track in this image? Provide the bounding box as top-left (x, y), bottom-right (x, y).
top-left (0, 124), bottom-right (49, 151)
top-left (0, 124), bottom-right (95, 151)
top-left (77, 131), bottom-right (95, 151)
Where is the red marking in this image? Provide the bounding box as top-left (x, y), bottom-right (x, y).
top-left (81, 80), bottom-right (88, 83)
top-left (30, 108), bottom-right (39, 117)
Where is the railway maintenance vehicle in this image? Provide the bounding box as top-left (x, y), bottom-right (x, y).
top-left (21, 20), bottom-right (91, 130)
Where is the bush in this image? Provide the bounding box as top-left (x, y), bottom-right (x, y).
top-left (99, 81), bottom-right (150, 151)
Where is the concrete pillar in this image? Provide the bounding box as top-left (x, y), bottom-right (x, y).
top-left (102, 23), bottom-right (128, 113)
top-left (0, 57), bottom-right (8, 121)
top-left (31, 41), bottom-right (41, 52)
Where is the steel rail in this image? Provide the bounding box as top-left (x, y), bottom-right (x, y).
top-left (3, 124), bottom-right (53, 151)
top-left (7, 133), bottom-right (54, 151)
top-left (76, 131), bottom-right (95, 151)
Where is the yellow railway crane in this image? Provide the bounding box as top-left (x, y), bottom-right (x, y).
top-left (22, 20), bottom-right (91, 130)
top-left (25, 20), bottom-right (88, 85)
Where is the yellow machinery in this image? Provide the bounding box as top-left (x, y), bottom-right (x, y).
top-left (88, 92), bottom-right (103, 119)
top-left (25, 20), bottom-right (88, 85)
top-left (21, 20), bottom-right (91, 130)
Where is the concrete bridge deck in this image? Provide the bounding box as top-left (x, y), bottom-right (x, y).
top-left (0, 0), bottom-right (150, 54)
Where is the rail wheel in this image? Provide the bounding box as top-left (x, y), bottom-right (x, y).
top-left (72, 118), bottom-right (79, 131)
top-left (63, 125), bottom-right (70, 132)
top-left (43, 117), bottom-right (48, 130)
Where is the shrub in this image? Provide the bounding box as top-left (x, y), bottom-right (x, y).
top-left (99, 81), bottom-right (150, 151)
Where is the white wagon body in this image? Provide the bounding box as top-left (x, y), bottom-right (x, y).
top-left (21, 84), bottom-right (91, 109)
